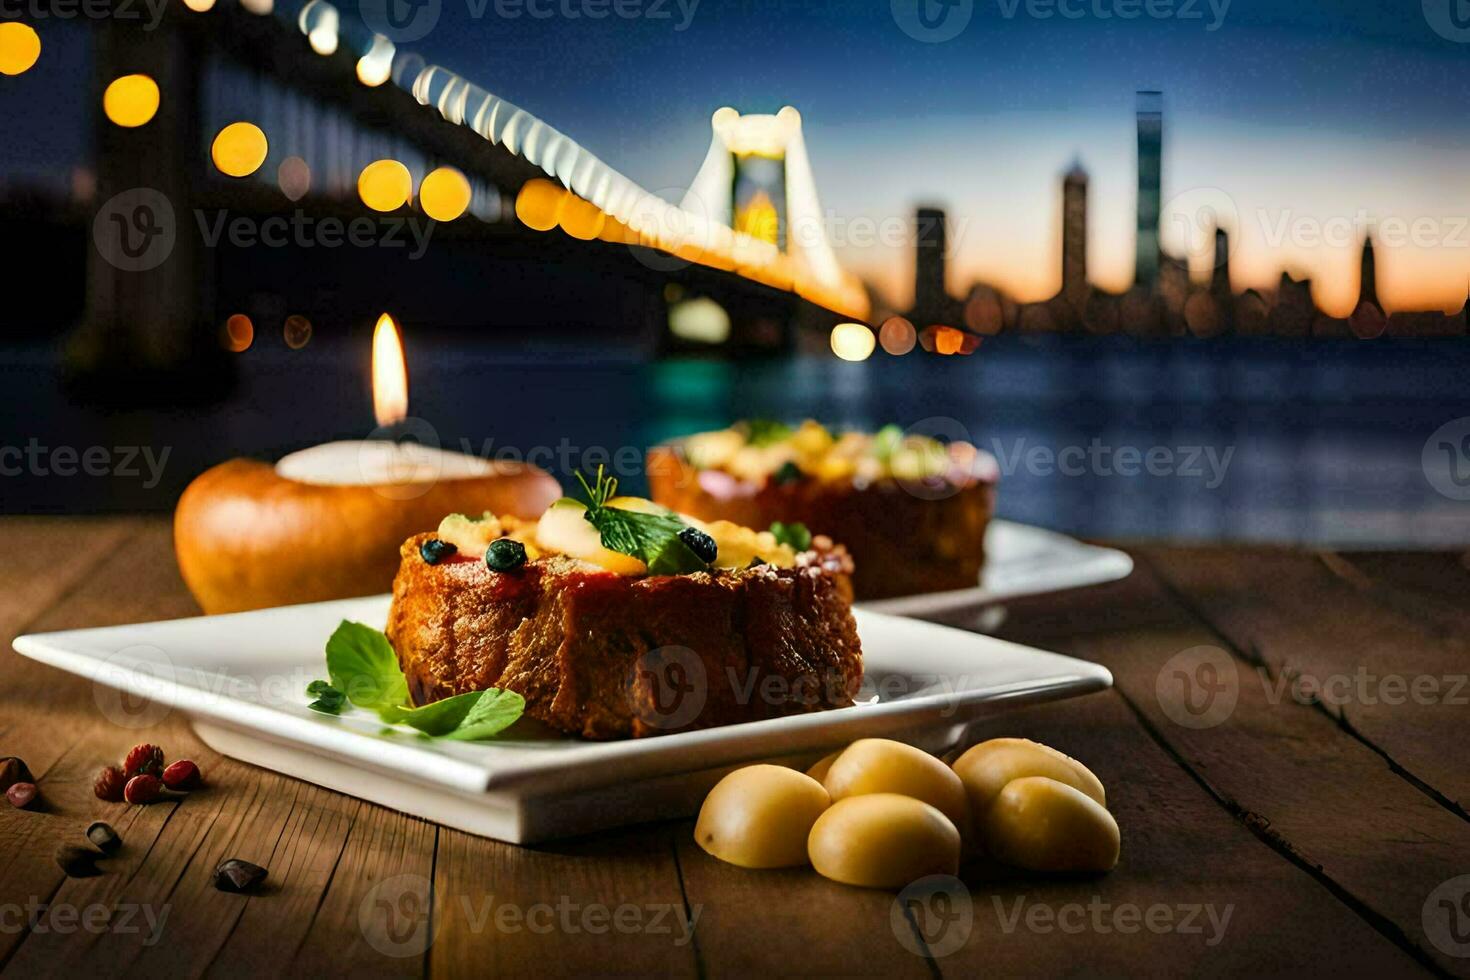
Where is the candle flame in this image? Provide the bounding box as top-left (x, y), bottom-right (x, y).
top-left (372, 312), bottom-right (408, 427)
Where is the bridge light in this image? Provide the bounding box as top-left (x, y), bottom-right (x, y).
top-left (102, 74), bottom-right (159, 129)
top-left (878, 316), bottom-right (916, 356)
top-left (211, 122), bottom-right (269, 178)
top-left (0, 22), bottom-right (41, 76)
top-left (515, 178), bottom-right (564, 232)
top-left (420, 167), bottom-right (470, 222)
top-left (830, 322), bottom-right (875, 362)
top-left (356, 35), bottom-right (394, 87)
top-left (299, 0), bottom-right (339, 55)
top-left (358, 159), bottom-right (412, 212)
top-left (277, 156), bottom-right (311, 201)
top-left (557, 194), bottom-right (604, 240)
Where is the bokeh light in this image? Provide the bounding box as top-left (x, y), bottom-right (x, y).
top-left (222, 314), bottom-right (254, 352)
top-left (557, 194), bottom-right (605, 240)
top-left (211, 122), bottom-right (268, 178)
top-left (419, 167), bottom-right (470, 222)
top-left (277, 155), bottom-right (310, 201)
top-left (878, 316), bottom-right (916, 355)
top-left (934, 325), bottom-right (965, 355)
top-left (102, 74), bottom-right (160, 129)
top-left (239, 0), bottom-right (272, 11)
top-left (284, 315), bottom-right (313, 350)
top-left (515, 178), bottom-right (564, 231)
top-left (0, 23), bottom-right (41, 76)
top-left (299, 0), bottom-right (339, 55)
top-left (830, 322), bottom-right (875, 362)
top-left (358, 159), bottom-right (412, 212)
top-left (356, 35), bottom-right (394, 87)
top-left (183, 0), bottom-right (216, 10)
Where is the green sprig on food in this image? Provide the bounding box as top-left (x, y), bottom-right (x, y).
top-left (305, 621), bottom-right (524, 741)
top-left (574, 465), bottom-right (712, 575)
top-left (769, 521), bottom-right (812, 552)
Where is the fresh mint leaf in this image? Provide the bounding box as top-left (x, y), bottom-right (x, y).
top-left (325, 620), bottom-right (410, 712)
top-left (744, 419), bottom-right (793, 447)
top-left (441, 688), bottom-right (526, 741)
top-left (769, 521), bottom-right (812, 552)
top-left (587, 506), bottom-right (708, 575)
top-left (305, 679), bottom-right (345, 715)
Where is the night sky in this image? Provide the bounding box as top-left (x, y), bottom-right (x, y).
top-left (5, 0), bottom-right (1469, 312)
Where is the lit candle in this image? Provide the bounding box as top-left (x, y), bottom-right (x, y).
top-left (274, 313), bottom-right (498, 488)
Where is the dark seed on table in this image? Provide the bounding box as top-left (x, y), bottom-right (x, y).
top-left (86, 821), bottom-right (122, 853)
top-left (485, 537), bottom-right (527, 571)
top-left (0, 756), bottom-right (33, 793)
top-left (56, 845), bottom-right (102, 878)
top-left (6, 782), bottom-right (37, 809)
top-left (419, 538), bottom-right (457, 565)
top-left (213, 858), bottom-right (268, 893)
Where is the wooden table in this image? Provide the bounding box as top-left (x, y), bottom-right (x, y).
top-left (2, 516), bottom-right (1467, 977)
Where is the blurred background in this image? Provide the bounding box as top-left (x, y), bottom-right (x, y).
top-left (1, 0), bottom-right (1467, 544)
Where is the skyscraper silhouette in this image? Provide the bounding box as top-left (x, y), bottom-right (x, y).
top-left (914, 206), bottom-right (949, 324)
top-left (1135, 91), bottom-right (1163, 289)
top-left (1062, 159), bottom-right (1088, 309)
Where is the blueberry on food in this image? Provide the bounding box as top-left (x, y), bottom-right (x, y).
top-left (485, 538), bottom-right (527, 571)
top-left (420, 539), bottom-right (457, 565)
top-left (677, 526), bottom-right (718, 564)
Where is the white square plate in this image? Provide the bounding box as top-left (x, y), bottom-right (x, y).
top-left (858, 519), bottom-right (1134, 618)
top-left (14, 597), bottom-right (1111, 843)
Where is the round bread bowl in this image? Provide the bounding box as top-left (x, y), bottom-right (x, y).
top-left (175, 457), bottom-right (561, 614)
top-left (647, 445), bottom-right (995, 601)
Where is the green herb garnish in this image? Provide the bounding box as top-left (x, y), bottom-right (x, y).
top-left (769, 521), bottom-right (812, 552)
top-left (308, 621), bottom-right (524, 740)
top-left (575, 466), bottom-right (710, 575)
top-left (744, 419), bottom-right (794, 447)
top-left (305, 679), bottom-right (345, 715)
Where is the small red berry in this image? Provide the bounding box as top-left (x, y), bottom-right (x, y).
top-left (6, 782), bottom-right (38, 809)
top-left (93, 766), bottom-right (127, 802)
top-left (123, 774), bottom-right (161, 805)
top-left (162, 760), bottom-right (202, 791)
top-left (124, 744), bottom-right (164, 778)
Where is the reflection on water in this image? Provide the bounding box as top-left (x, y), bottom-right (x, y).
top-left (3, 336), bottom-right (1468, 547)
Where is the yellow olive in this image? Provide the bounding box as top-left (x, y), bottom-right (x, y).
top-left (823, 738), bottom-right (971, 834)
top-left (982, 776), bottom-right (1120, 872)
top-left (695, 765), bottom-right (831, 869)
top-left (952, 737), bottom-right (1105, 815)
top-left (805, 751), bottom-right (840, 784)
top-left (807, 794), bottom-right (961, 889)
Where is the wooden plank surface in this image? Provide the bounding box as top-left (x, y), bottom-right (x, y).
top-left (0, 516), bottom-right (1465, 977)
